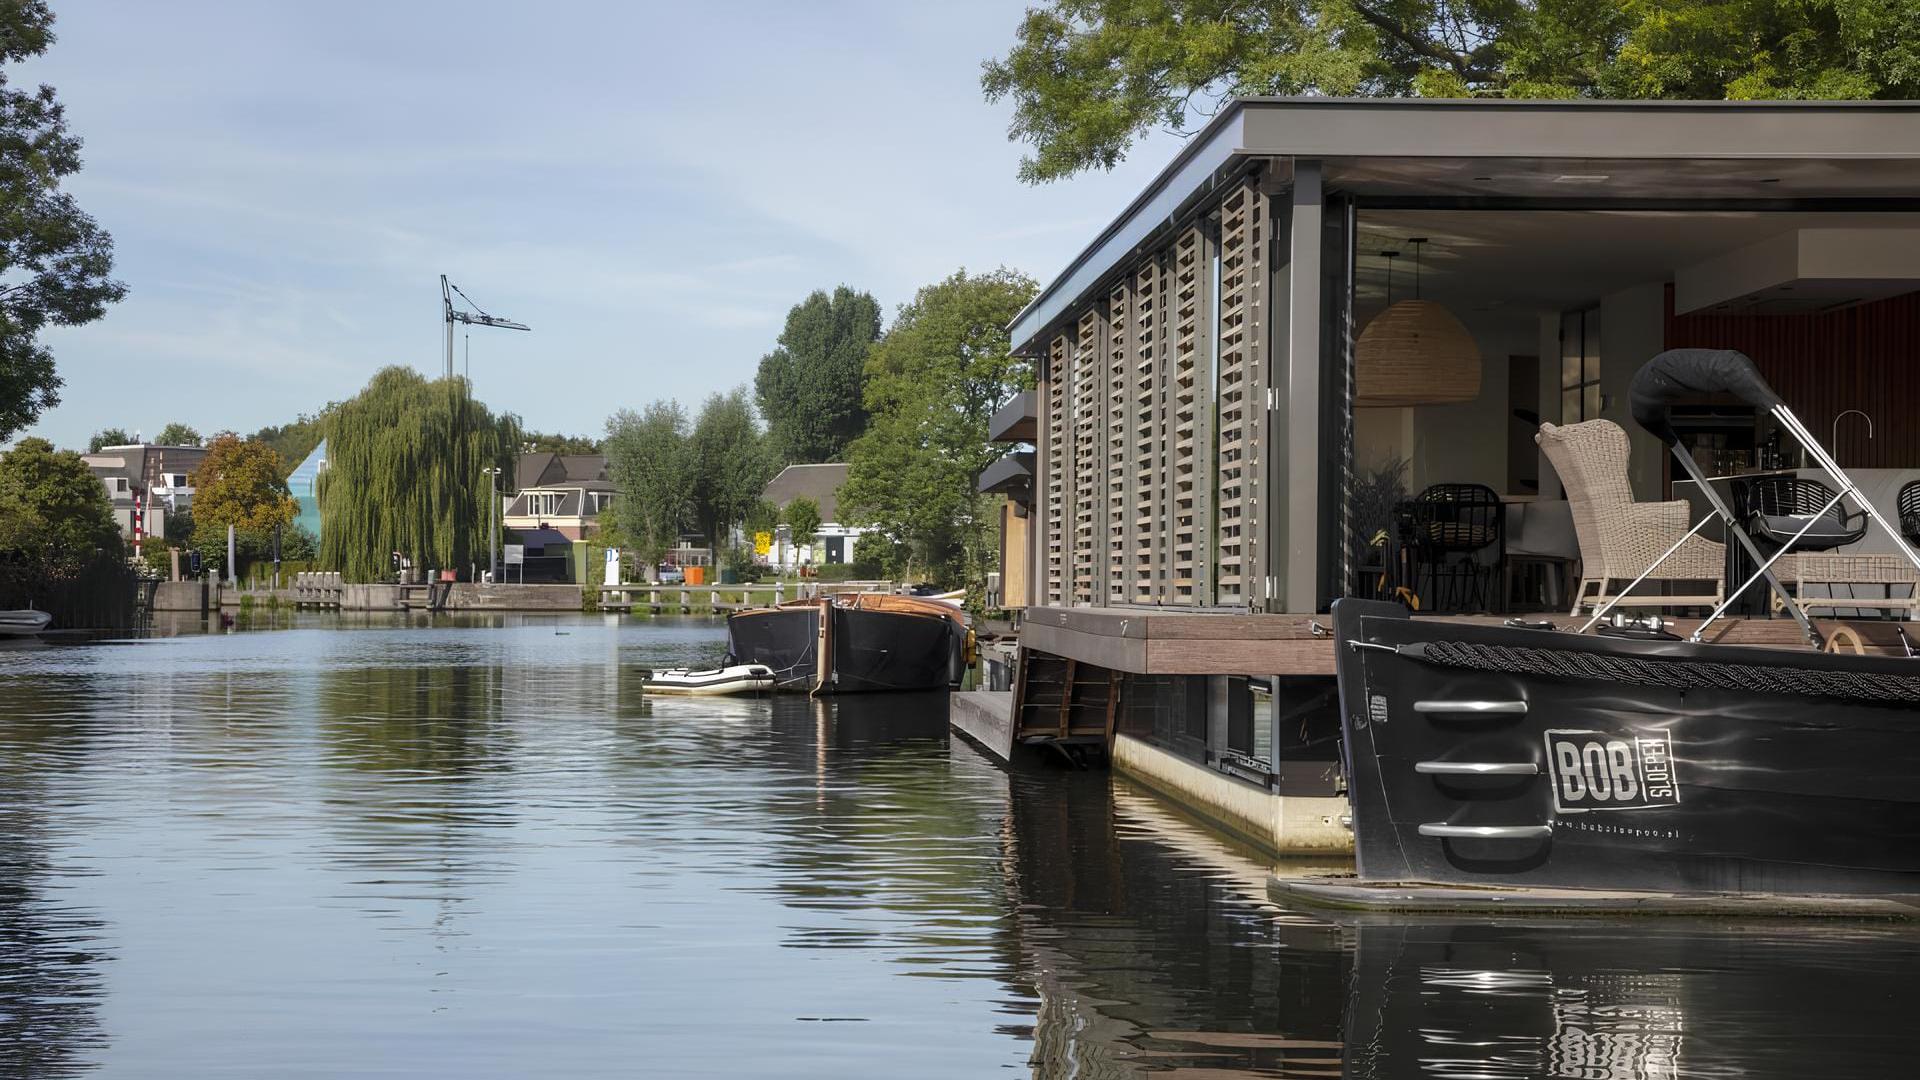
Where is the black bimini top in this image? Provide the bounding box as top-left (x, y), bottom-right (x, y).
top-left (1629, 348), bottom-right (1783, 446)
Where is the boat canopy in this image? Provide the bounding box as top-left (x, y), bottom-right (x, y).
top-left (1629, 348), bottom-right (1783, 446)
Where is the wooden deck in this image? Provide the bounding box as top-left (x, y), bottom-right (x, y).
top-left (1018, 605), bottom-right (1919, 676)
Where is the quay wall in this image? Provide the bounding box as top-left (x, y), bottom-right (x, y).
top-left (152, 581), bottom-right (209, 612)
top-left (1111, 734), bottom-right (1352, 858)
top-left (442, 584), bottom-right (582, 611)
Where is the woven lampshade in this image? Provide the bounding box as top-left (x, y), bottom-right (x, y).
top-left (1355, 299), bottom-right (1482, 407)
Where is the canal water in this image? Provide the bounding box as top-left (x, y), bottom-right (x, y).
top-left (3, 614), bottom-right (1917, 1078)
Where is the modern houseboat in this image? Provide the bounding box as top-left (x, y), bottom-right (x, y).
top-left (726, 593), bottom-right (970, 695)
top-left (977, 96), bottom-right (1920, 861)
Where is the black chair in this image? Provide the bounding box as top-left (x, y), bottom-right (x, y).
top-left (1406, 483), bottom-right (1504, 612)
top-left (1743, 476), bottom-right (1866, 555)
top-left (1899, 480), bottom-right (1920, 549)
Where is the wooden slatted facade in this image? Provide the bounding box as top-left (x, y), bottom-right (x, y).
top-left (1033, 183), bottom-right (1272, 611)
top-left (1043, 333), bottom-right (1069, 606)
top-left (1071, 309), bottom-right (1101, 604)
top-left (1132, 256), bottom-right (1166, 603)
top-left (1106, 281), bottom-right (1132, 603)
top-left (1214, 184), bottom-right (1267, 605)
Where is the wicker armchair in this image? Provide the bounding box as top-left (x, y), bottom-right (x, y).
top-left (1537, 419), bottom-right (1726, 615)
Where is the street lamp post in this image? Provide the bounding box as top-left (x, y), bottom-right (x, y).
top-left (482, 466), bottom-right (502, 583)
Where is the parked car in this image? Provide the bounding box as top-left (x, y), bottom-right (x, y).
top-left (656, 565), bottom-right (685, 584)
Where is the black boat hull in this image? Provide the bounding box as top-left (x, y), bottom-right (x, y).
top-left (1333, 598), bottom-right (1920, 896)
top-left (726, 603), bottom-right (965, 694)
top-left (725, 607), bottom-right (818, 690)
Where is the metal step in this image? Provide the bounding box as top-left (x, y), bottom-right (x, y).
top-left (1418, 823), bottom-right (1553, 840)
top-left (1414, 761), bottom-right (1539, 776)
top-left (1412, 699), bottom-right (1528, 716)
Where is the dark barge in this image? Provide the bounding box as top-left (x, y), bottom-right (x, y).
top-left (726, 593), bottom-right (970, 695)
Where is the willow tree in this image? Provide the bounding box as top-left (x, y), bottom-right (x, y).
top-left (318, 367), bottom-right (519, 581)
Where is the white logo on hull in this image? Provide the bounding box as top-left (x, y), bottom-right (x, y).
top-left (1544, 728), bottom-right (1680, 813)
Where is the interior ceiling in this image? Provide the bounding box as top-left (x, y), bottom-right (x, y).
top-left (1355, 210), bottom-right (1920, 316)
top-left (1328, 156), bottom-right (1920, 200)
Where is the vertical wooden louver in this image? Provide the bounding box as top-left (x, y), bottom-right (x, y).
top-left (1132, 255), bottom-right (1164, 603)
top-left (1044, 333), bottom-right (1069, 606)
top-left (1213, 183), bottom-right (1266, 607)
top-left (1071, 309), bottom-right (1101, 605)
top-left (1170, 227), bottom-right (1203, 602)
top-left (1106, 281), bottom-right (1131, 603)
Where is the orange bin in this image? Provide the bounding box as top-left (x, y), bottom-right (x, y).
top-left (684, 565), bottom-right (706, 586)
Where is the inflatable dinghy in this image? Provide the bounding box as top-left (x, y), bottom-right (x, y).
top-left (643, 664), bottom-right (776, 695)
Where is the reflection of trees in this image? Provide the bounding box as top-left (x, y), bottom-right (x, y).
top-left (0, 715), bottom-right (110, 1077)
top-left (707, 694), bottom-right (1014, 966)
top-left (314, 661), bottom-right (518, 940)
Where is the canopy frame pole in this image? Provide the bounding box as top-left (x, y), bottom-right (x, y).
top-left (1577, 511), bottom-right (1719, 634)
top-left (1694, 485), bottom-right (1846, 644)
top-left (1773, 405), bottom-right (1920, 576)
top-left (1667, 446), bottom-right (1821, 647)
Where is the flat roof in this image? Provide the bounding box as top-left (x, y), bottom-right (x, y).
top-left (1009, 97), bottom-right (1920, 353)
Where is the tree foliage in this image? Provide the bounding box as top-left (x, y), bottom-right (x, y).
top-left (841, 268), bottom-right (1038, 592)
top-left (603, 400), bottom-right (692, 570)
top-left (754, 286), bottom-right (881, 464)
top-left (317, 368), bottom-right (519, 581)
top-left (155, 422), bottom-right (201, 447)
top-left (190, 433), bottom-right (295, 537)
top-left (87, 427), bottom-right (130, 452)
top-left (0, 436), bottom-right (122, 581)
top-left (0, 2), bottom-right (128, 440)
top-left (520, 430), bottom-right (600, 455)
top-left (689, 387), bottom-right (773, 555)
top-left (983, 0), bottom-right (1920, 182)
top-left (250, 407), bottom-right (334, 478)
top-left (743, 497), bottom-right (779, 536)
top-left (781, 496), bottom-right (822, 540)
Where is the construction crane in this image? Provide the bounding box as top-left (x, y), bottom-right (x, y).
top-left (441, 274), bottom-right (530, 380)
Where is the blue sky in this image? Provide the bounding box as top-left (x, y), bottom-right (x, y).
top-left (19, 2), bottom-right (1176, 451)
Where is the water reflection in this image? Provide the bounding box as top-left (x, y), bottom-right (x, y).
top-left (0, 616), bottom-right (1916, 1078)
top-left (0, 717), bottom-right (111, 1078)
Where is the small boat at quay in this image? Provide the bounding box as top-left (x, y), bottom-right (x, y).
top-left (0, 610), bottom-right (51, 637)
top-left (643, 665), bottom-right (777, 696)
top-left (1296, 350), bottom-right (1920, 914)
top-left (725, 592), bottom-right (971, 694)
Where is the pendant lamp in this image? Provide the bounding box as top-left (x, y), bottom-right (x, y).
top-left (1355, 237), bottom-right (1481, 407)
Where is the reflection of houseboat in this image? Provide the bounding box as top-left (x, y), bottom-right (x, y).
top-left (726, 593), bottom-right (970, 694)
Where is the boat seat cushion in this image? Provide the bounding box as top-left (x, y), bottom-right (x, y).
top-left (1750, 512), bottom-right (1867, 552)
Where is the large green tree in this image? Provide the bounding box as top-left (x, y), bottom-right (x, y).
top-left (0, 437), bottom-right (122, 584)
top-left (983, 0), bottom-right (1920, 182)
top-left (841, 268), bottom-right (1038, 592)
top-left (317, 368), bottom-right (519, 581)
top-left (689, 387), bottom-right (773, 559)
top-left (754, 286), bottom-right (882, 464)
top-left (188, 432), bottom-right (297, 577)
top-left (0, 3), bottom-right (127, 440)
top-left (603, 400), bottom-right (693, 573)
